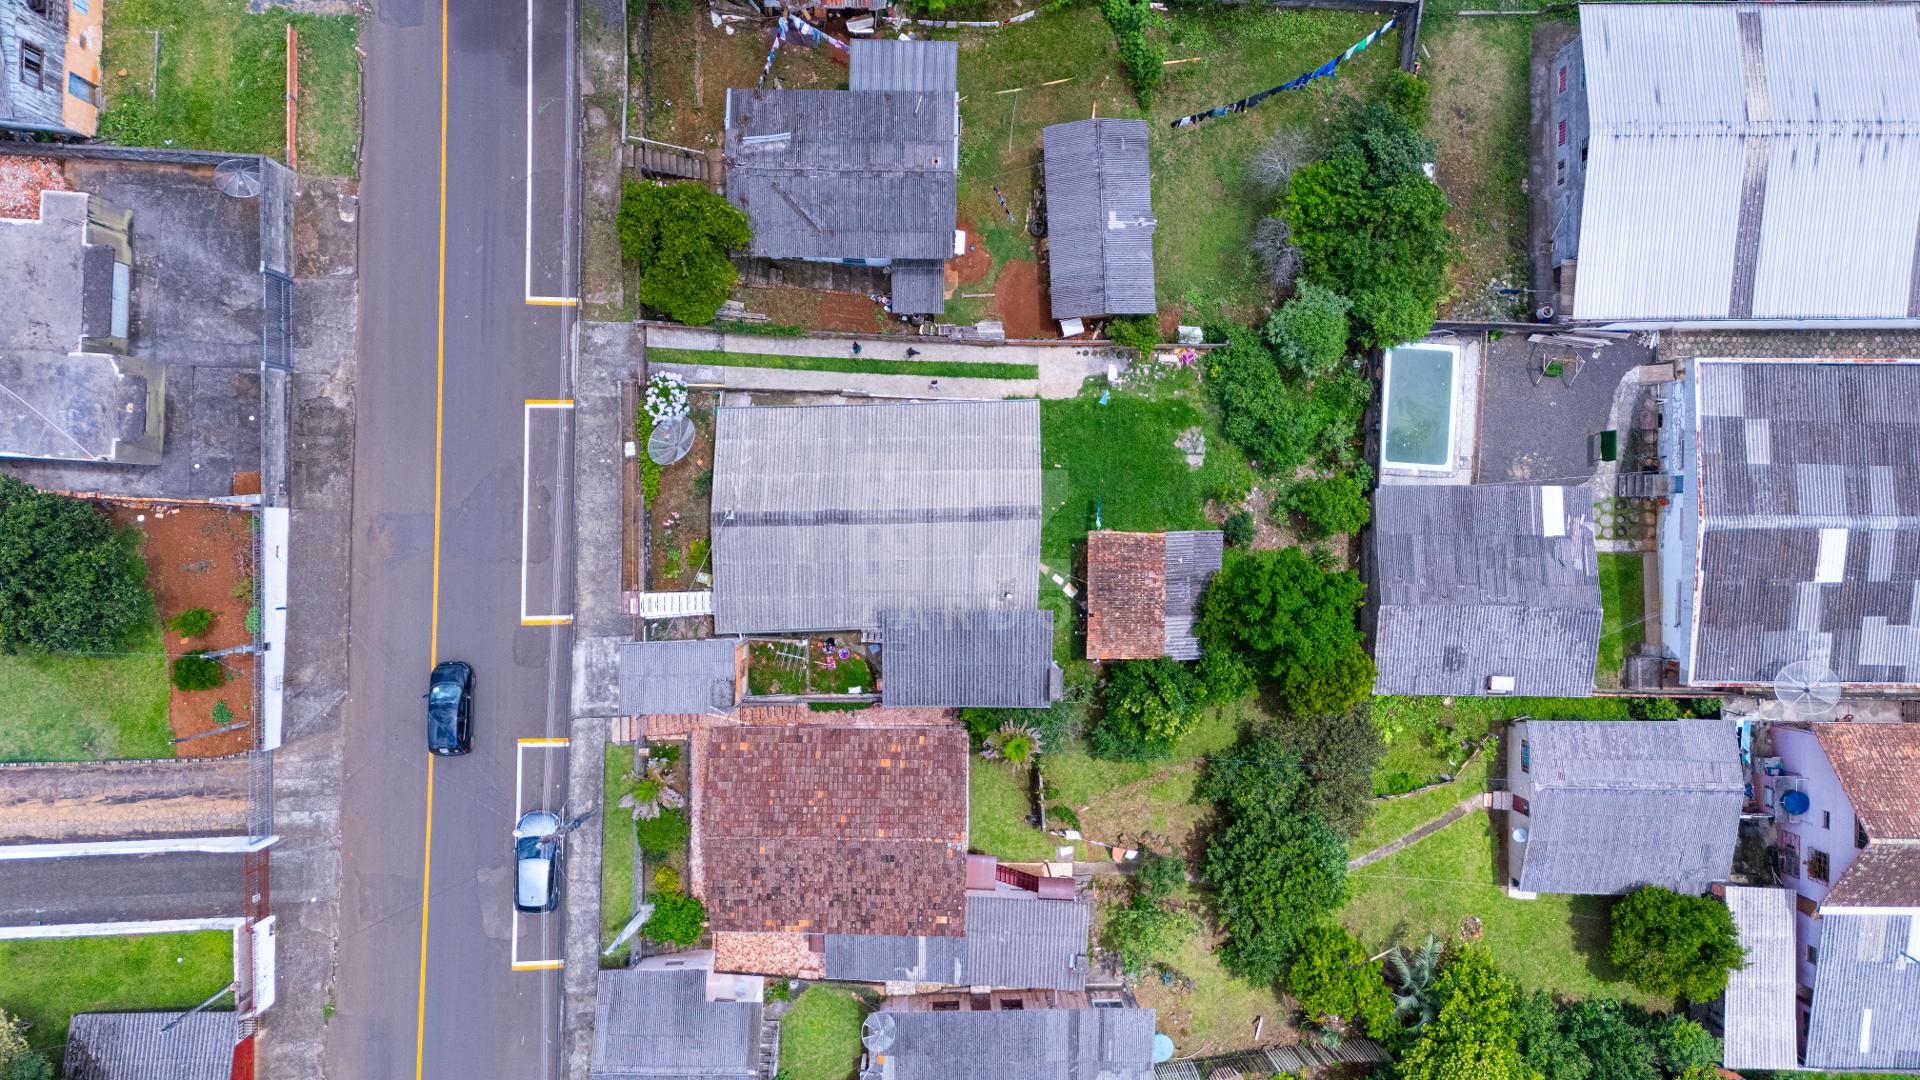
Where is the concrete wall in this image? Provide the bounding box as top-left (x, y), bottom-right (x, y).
top-left (1763, 726), bottom-right (1866, 1007)
top-left (1548, 36), bottom-right (1589, 268)
top-left (1656, 365), bottom-right (1698, 681)
top-left (1506, 720), bottom-right (1535, 888)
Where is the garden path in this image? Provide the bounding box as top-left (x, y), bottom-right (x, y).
top-left (1347, 792), bottom-right (1505, 871)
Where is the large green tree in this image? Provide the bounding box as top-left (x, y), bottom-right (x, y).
top-left (1198, 743), bottom-right (1348, 984)
top-left (1608, 886), bottom-right (1746, 1001)
top-left (1207, 329), bottom-right (1371, 476)
top-left (1264, 282), bottom-right (1352, 378)
top-left (1092, 657), bottom-right (1206, 759)
top-left (1197, 547), bottom-right (1375, 714)
top-left (617, 181), bottom-right (753, 326)
top-left (1287, 924), bottom-right (1399, 1039)
top-left (0, 477), bottom-right (151, 654)
top-left (1270, 701), bottom-right (1383, 838)
top-left (1283, 102), bottom-right (1452, 348)
top-left (1395, 945), bottom-right (1535, 1080)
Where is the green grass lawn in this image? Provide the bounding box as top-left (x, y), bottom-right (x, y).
top-left (948, 5), bottom-right (1400, 320)
top-left (0, 931), bottom-right (234, 1059)
top-left (1372, 695), bottom-right (1638, 794)
top-left (1425, 15), bottom-right (1536, 318)
top-left (778, 985), bottom-right (871, 1080)
top-left (1350, 749), bottom-right (1493, 857)
top-left (101, 0), bottom-right (360, 176)
top-left (1341, 813), bottom-right (1665, 1008)
top-left (647, 348), bottom-right (1039, 381)
top-left (0, 620), bottom-right (172, 762)
top-left (601, 745), bottom-right (636, 966)
top-left (1595, 553), bottom-right (1647, 686)
top-left (1125, 890), bottom-right (1287, 1054)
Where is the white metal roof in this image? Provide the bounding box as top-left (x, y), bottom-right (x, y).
top-left (1573, 3), bottom-right (1920, 322)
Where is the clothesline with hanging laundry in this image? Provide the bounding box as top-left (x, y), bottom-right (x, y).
top-left (1168, 15), bottom-right (1398, 130)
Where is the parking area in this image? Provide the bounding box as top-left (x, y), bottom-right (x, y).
top-left (513, 737), bottom-right (570, 971)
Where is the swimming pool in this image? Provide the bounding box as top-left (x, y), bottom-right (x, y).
top-left (1380, 342), bottom-right (1460, 473)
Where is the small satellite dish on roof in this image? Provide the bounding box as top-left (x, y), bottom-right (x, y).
top-left (862, 1012), bottom-right (896, 1054)
top-left (1774, 660), bottom-right (1842, 720)
top-left (213, 158), bottom-right (264, 199)
top-left (1512, 827), bottom-right (1530, 844)
top-left (647, 415), bottom-right (696, 466)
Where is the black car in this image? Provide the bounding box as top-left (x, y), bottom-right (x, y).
top-left (426, 660), bottom-right (473, 755)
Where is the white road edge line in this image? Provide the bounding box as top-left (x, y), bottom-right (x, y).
top-left (523, 0), bottom-right (577, 306)
top-left (521, 401), bottom-right (575, 625)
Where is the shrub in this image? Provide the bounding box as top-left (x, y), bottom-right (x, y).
top-left (1097, 0), bottom-right (1165, 105)
top-left (1045, 804), bottom-right (1081, 832)
top-left (172, 653), bottom-right (226, 691)
top-left (961, 704), bottom-right (1071, 756)
top-left (1101, 892), bottom-right (1200, 975)
top-left (1208, 329), bottom-right (1370, 476)
top-left (1134, 850), bottom-right (1187, 902)
top-left (634, 807), bottom-right (692, 856)
top-left (1288, 924), bottom-right (1399, 1038)
top-left (648, 740), bottom-right (683, 763)
top-left (1198, 548), bottom-right (1375, 715)
top-left (1091, 658), bottom-right (1205, 760)
top-left (1272, 702), bottom-right (1383, 838)
top-left (1395, 945), bottom-right (1530, 1080)
top-left (641, 890), bottom-right (706, 946)
top-left (1264, 284), bottom-right (1352, 379)
top-left (766, 978), bottom-right (793, 1002)
top-left (1628, 696), bottom-right (1683, 720)
top-left (1385, 69), bottom-right (1431, 129)
top-left (1282, 102), bottom-right (1451, 349)
top-left (617, 182), bottom-right (753, 326)
top-left (0, 478), bottom-right (153, 654)
top-left (1196, 646), bottom-right (1258, 706)
top-left (246, 605), bottom-right (262, 636)
top-left (168, 608), bottom-right (216, 638)
top-left (2, 1052), bottom-right (52, 1080)
top-left (211, 700), bottom-right (235, 726)
top-left (653, 865), bottom-right (682, 894)
top-left (635, 408), bottom-right (662, 505)
top-left (1285, 469), bottom-right (1373, 538)
top-left (1223, 510), bottom-right (1256, 548)
top-left (1108, 314), bottom-right (1160, 362)
top-left (1608, 886), bottom-right (1746, 1001)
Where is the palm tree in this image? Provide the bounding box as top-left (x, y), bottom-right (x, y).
top-left (616, 759), bottom-right (685, 821)
top-left (1387, 933), bottom-right (1445, 1030)
top-left (979, 721), bottom-right (1041, 765)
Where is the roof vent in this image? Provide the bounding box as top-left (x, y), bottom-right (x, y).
top-left (1487, 675), bottom-right (1516, 695)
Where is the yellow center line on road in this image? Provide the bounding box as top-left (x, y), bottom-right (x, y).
top-left (415, 0), bottom-right (451, 1074)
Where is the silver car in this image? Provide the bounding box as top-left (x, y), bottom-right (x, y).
top-left (513, 809), bottom-right (562, 914)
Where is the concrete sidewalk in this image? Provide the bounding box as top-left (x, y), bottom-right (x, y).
top-left (0, 852), bottom-right (244, 926)
top-left (643, 324), bottom-right (1128, 399)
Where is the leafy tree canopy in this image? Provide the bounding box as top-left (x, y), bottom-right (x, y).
top-left (0, 478), bottom-right (151, 654)
top-left (1516, 989), bottom-right (1589, 1080)
top-left (1287, 924), bottom-right (1399, 1040)
top-left (1608, 886), bottom-right (1746, 1002)
top-left (1269, 701), bottom-right (1383, 838)
top-left (642, 890), bottom-right (707, 946)
top-left (1207, 329), bottom-right (1371, 476)
top-left (1285, 468), bottom-right (1373, 539)
top-left (1264, 282), bottom-right (1352, 379)
top-left (617, 181), bottom-right (753, 326)
top-left (1282, 102), bottom-right (1452, 349)
top-left (1559, 1000), bottom-right (1656, 1080)
top-left (1092, 657), bottom-right (1206, 760)
top-left (1395, 944), bottom-right (1535, 1080)
top-left (1198, 547), bottom-right (1375, 714)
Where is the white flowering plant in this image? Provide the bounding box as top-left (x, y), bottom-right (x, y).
top-left (644, 372), bottom-right (689, 424)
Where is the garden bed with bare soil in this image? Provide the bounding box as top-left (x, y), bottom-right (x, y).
top-left (646, 390), bottom-right (717, 591)
top-left (107, 503), bottom-right (257, 757)
top-left (745, 638), bottom-right (875, 698)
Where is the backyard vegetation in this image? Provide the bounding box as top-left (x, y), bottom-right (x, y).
top-left (0, 931), bottom-right (233, 1065)
top-left (777, 985), bottom-right (871, 1080)
top-left (101, 0), bottom-right (360, 176)
top-left (1596, 553), bottom-right (1647, 685)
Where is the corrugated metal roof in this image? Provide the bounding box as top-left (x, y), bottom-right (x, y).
top-left (873, 1007), bottom-right (1157, 1080)
top-left (1689, 359), bottom-right (1920, 686)
top-left (889, 260), bottom-right (947, 315)
top-left (1041, 119), bottom-right (1156, 320)
top-left (1572, 3), bottom-right (1920, 321)
top-left (1162, 530), bottom-right (1222, 660)
top-left (1514, 719), bottom-right (1743, 895)
top-left (64, 1011), bottom-right (236, 1080)
top-left (1805, 913), bottom-right (1920, 1071)
top-left (848, 39), bottom-right (958, 94)
top-left (963, 894), bottom-right (1091, 991)
top-left (880, 609), bottom-right (1059, 708)
top-left (1370, 485), bottom-right (1602, 697)
top-left (723, 88), bottom-right (957, 262)
top-left (709, 401), bottom-right (1041, 635)
top-left (1721, 886), bottom-right (1800, 1072)
top-left (617, 638), bottom-right (740, 715)
top-left (590, 969), bottom-right (760, 1078)
top-left (824, 932), bottom-right (969, 984)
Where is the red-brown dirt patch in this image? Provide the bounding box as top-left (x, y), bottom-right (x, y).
top-left (817, 290), bottom-right (885, 332)
top-left (995, 258), bottom-right (1054, 339)
top-left (949, 219), bottom-right (992, 289)
top-left (107, 504), bottom-right (257, 758)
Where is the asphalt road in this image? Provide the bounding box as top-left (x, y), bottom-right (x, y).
top-left (325, 0), bottom-right (578, 1077)
top-left (0, 853), bottom-right (244, 926)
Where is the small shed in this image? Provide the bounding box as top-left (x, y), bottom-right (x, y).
top-left (879, 609), bottom-right (1062, 708)
top-left (64, 1011), bottom-right (237, 1080)
top-left (617, 638), bottom-right (745, 716)
top-left (1041, 119), bottom-right (1156, 321)
top-left (1085, 530), bottom-right (1222, 662)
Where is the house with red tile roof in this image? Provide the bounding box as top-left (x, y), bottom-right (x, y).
top-left (1084, 530), bottom-right (1222, 662)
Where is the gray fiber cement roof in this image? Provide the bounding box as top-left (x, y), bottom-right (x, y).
top-left (1041, 119), bottom-right (1156, 320)
top-left (879, 609), bottom-right (1059, 708)
top-left (1721, 886), bottom-right (1799, 1071)
top-left (1516, 718), bottom-right (1744, 895)
top-left (847, 39), bottom-right (958, 93)
top-left (723, 88), bottom-right (957, 263)
top-left (823, 894), bottom-right (1092, 989)
top-left (1805, 913), bottom-right (1920, 1072)
top-left (1572, 3), bottom-right (1920, 321)
top-left (1370, 484), bottom-right (1603, 697)
top-left (618, 638), bottom-right (739, 715)
top-left (709, 400), bottom-right (1041, 635)
top-left (1690, 359), bottom-right (1920, 686)
top-left (591, 969), bottom-right (760, 1079)
top-left (1162, 530), bottom-right (1222, 660)
top-left (868, 1006), bottom-right (1156, 1080)
top-left (64, 1011), bottom-right (236, 1080)
top-left (888, 260), bottom-right (947, 316)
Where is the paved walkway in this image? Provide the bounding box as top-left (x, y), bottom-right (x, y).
top-left (1347, 792), bottom-right (1512, 871)
top-left (0, 852), bottom-right (244, 927)
top-left (643, 324), bottom-right (1128, 399)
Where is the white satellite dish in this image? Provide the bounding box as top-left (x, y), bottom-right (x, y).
top-left (213, 158), bottom-right (264, 198)
top-left (861, 1012), bottom-right (896, 1053)
top-left (647, 415), bottom-right (696, 466)
top-left (1774, 660), bottom-right (1842, 720)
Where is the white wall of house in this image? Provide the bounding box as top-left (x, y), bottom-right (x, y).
top-left (1656, 367), bottom-right (1699, 683)
top-left (1761, 726), bottom-right (1867, 1017)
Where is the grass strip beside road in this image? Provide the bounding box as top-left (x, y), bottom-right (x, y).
top-left (601, 745), bottom-right (636, 966)
top-left (647, 348), bottom-right (1039, 381)
top-left (0, 931), bottom-right (234, 1058)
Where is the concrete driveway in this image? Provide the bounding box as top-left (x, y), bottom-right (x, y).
top-left (0, 853), bottom-right (244, 927)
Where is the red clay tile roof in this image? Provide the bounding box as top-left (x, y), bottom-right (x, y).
top-left (1085, 532), bottom-right (1165, 661)
top-left (712, 932), bottom-right (824, 978)
top-left (642, 706), bottom-right (958, 741)
top-left (693, 725), bottom-right (969, 936)
top-left (1822, 844), bottom-right (1920, 910)
top-left (1814, 723), bottom-right (1920, 839)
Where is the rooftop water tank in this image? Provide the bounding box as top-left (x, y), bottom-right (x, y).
top-left (1781, 789), bottom-right (1811, 816)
